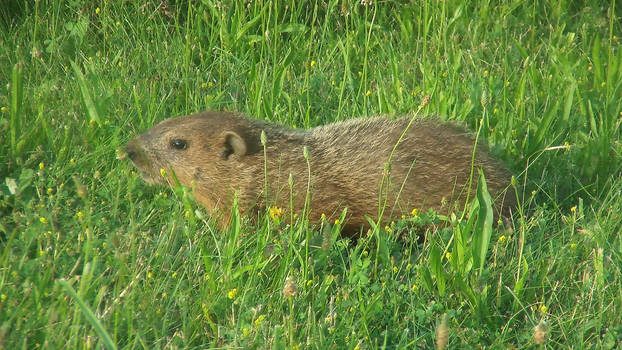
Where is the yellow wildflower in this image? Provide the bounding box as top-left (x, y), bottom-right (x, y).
top-left (269, 206), bottom-right (283, 220)
top-left (540, 305), bottom-right (547, 313)
top-left (228, 288), bottom-right (238, 300)
top-left (254, 314), bottom-right (266, 326)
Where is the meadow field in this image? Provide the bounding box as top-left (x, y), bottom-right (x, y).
top-left (1, 0), bottom-right (621, 348)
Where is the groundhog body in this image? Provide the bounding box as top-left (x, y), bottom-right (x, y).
top-left (125, 111), bottom-right (514, 234)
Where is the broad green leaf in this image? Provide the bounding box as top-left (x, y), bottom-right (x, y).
top-left (429, 245), bottom-right (445, 295)
top-left (277, 23), bottom-right (308, 34)
top-left (70, 60), bottom-right (101, 126)
top-left (235, 13), bottom-right (261, 42)
top-left (472, 170), bottom-right (493, 273)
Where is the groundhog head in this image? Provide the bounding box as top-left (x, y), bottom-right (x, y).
top-left (123, 111), bottom-right (261, 191)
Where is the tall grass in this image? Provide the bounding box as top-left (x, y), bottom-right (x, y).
top-left (1, 1), bottom-right (621, 348)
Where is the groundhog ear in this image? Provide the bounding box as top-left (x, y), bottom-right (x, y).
top-left (222, 131), bottom-right (247, 159)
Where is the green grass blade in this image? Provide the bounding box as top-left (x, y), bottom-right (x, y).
top-left (531, 100), bottom-right (559, 155)
top-left (57, 279), bottom-right (117, 350)
top-left (592, 35), bottom-right (603, 84)
top-left (9, 62), bottom-right (23, 157)
top-left (70, 60), bottom-right (101, 126)
top-left (561, 82), bottom-right (576, 127)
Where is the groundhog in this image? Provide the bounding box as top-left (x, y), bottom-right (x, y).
top-left (123, 111), bottom-right (515, 234)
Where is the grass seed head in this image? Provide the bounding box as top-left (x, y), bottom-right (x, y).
top-left (72, 175), bottom-right (88, 198)
top-left (420, 95), bottom-right (431, 108)
top-left (283, 276), bottom-right (297, 298)
top-left (533, 320), bottom-right (548, 345)
top-left (436, 313), bottom-right (449, 349)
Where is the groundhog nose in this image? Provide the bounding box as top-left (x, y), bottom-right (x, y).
top-left (125, 143), bottom-right (139, 161)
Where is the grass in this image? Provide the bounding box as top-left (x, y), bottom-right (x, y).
top-left (1, 0), bottom-right (621, 348)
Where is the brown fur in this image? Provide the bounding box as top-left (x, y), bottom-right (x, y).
top-left (124, 111), bottom-right (515, 234)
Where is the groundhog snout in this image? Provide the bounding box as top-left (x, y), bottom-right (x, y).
top-left (124, 141), bottom-right (143, 163)
top-left (124, 140), bottom-right (153, 171)
top-left (125, 145), bottom-right (138, 162)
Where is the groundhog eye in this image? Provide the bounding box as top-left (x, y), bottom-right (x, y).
top-left (170, 139), bottom-right (188, 150)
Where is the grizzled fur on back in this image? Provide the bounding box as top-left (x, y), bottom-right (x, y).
top-left (124, 111), bottom-right (515, 234)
